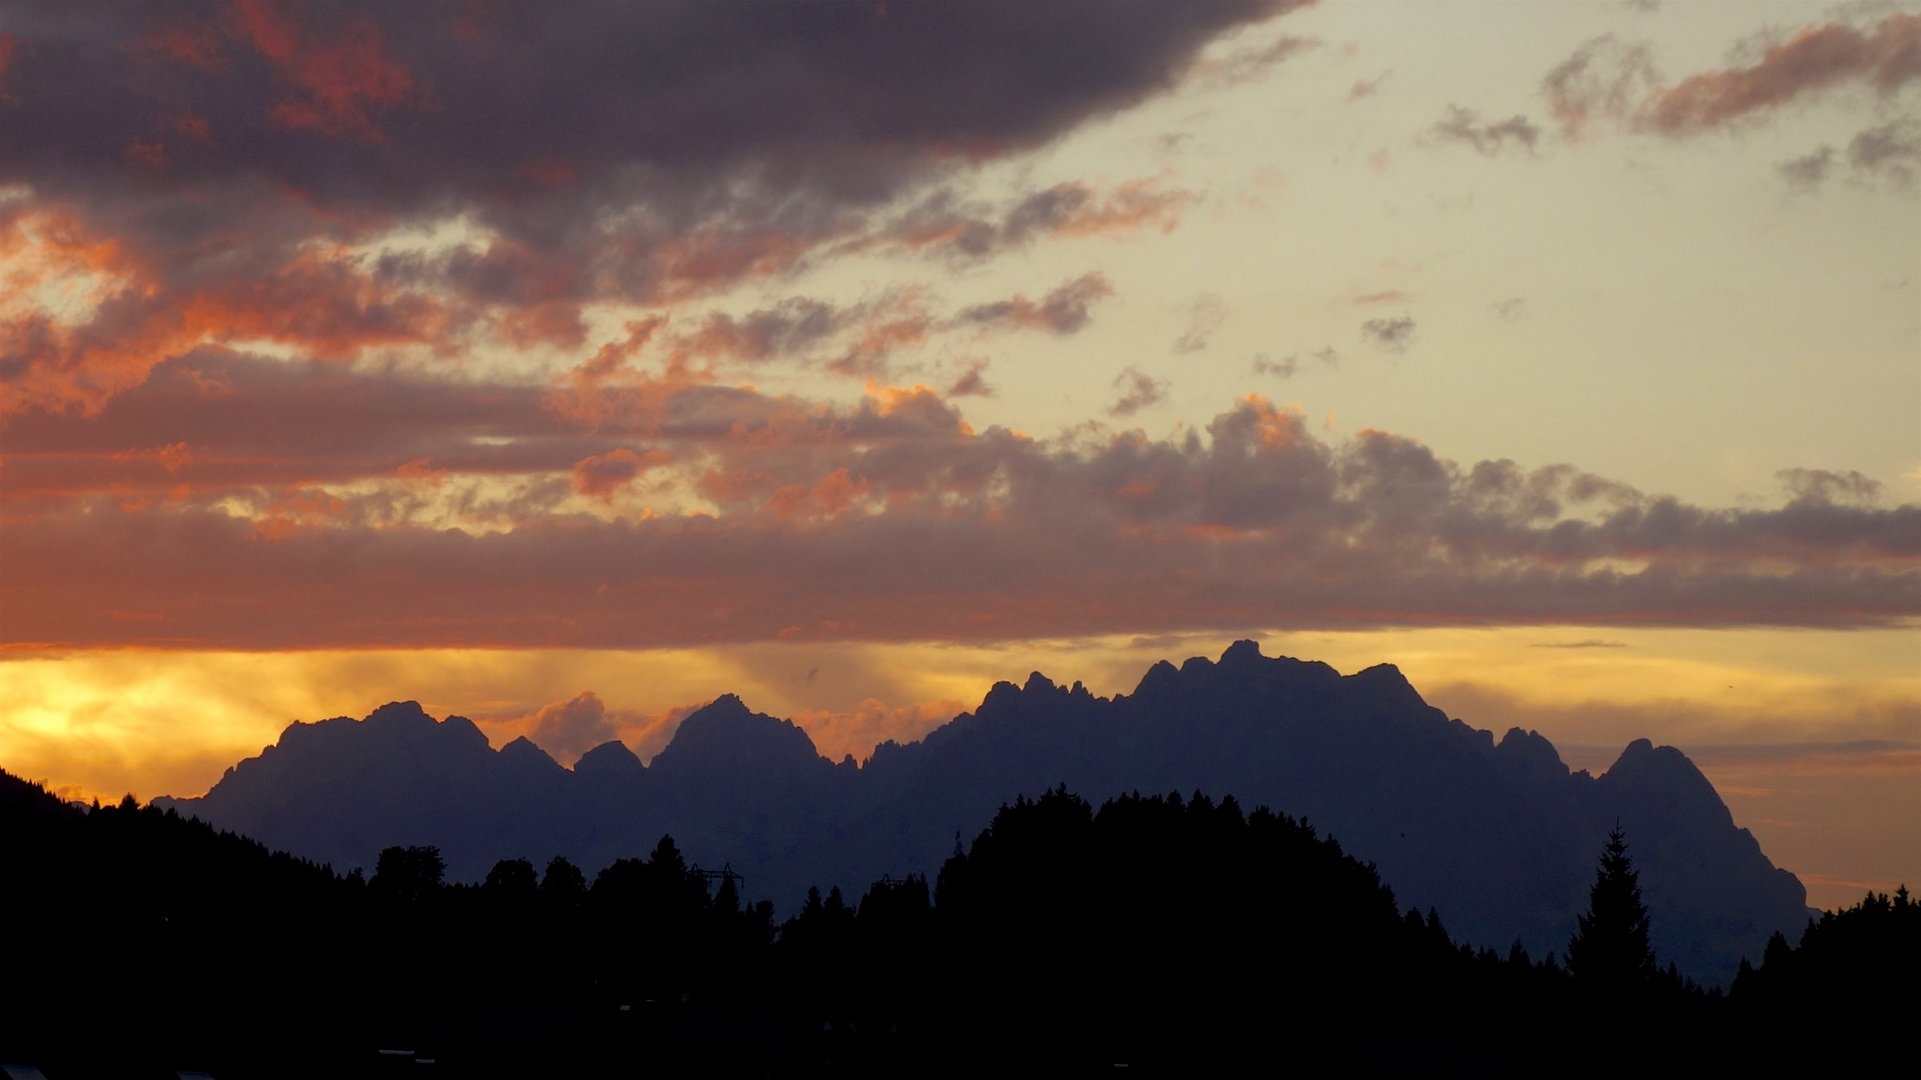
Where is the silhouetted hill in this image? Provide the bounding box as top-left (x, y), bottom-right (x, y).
top-left (13, 763), bottom-right (1899, 1074)
top-left (153, 642), bottom-right (1809, 983)
top-left (1, 767), bottom-right (360, 1075)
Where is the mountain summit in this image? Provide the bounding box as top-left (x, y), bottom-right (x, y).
top-left (154, 641), bottom-right (1807, 983)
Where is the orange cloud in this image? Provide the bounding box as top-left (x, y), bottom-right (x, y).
top-left (766, 467), bottom-right (870, 521)
top-left (1544, 19), bottom-right (1921, 140)
top-left (1645, 14), bottom-right (1920, 134)
top-left (1, 210), bottom-right (155, 416)
top-left (247, 489), bottom-right (359, 542)
top-left (548, 318), bottom-right (718, 434)
top-left (393, 458), bottom-right (448, 485)
top-left (110, 442), bottom-right (194, 475)
top-left (233, 0), bottom-right (419, 140)
top-left (479, 689), bottom-right (671, 765)
top-left (573, 446), bottom-right (673, 501)
top-left (791, 698), bottom-right (967, 763)
top-left (1, 209), bottom-right (457, 417)
top-left (830, 298), bottom-right (933, 378)
top-left (5, 352), bottom-right (1917, 652)
top-left (862, 382), bottom-right (971, 435)
top-left (495, 299), bottom-right (586, 350)
top-left (186, 248), bottom-right (454, 357)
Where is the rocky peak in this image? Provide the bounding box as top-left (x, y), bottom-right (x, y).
top-left (1496, 727), bottom-right (1566, 776)
top-left (1219, 639), bottom-right (1265, 669)
top-left (574, 739), bottom-right (644, 779)
top-left (650, 694), bottom-right (824, 777)
top-left (499, 735), bottom-right (562, 772)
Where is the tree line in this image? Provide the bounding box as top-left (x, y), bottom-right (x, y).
top-left (2, 769), bottom-right (1909, 1075)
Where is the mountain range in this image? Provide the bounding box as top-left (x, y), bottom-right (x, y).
top-left (155, 640), bottom-right (1808, 984)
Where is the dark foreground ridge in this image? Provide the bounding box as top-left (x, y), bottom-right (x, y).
top-left (6, 772), bottom-right (1912, 1077)
top-left (155, 641), bottom-right (1807, 984)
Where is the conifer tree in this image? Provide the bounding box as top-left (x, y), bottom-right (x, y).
top-left (1566, 826), bottom-right (1656, 992)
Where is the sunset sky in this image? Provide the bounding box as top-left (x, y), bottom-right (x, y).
top-left (1, 0), bottom-right (1916, 909)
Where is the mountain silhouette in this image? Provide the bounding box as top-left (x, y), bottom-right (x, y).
top-left (154, 641), bottom-right (1808, 983)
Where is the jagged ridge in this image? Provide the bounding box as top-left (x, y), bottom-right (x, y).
top-left (152, 641), bottom-right (1808, 984)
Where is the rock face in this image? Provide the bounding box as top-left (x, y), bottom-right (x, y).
top-left (154, 642), bottom-right (1809, 984)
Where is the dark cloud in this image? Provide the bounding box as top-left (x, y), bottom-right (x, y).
top-left (1360, 315), bottom-right (1416, 352)
top-left (1491, 297), bottom-right (1528, 322)
top-left (1531, 639), bottom-right (1629, 649)
top-left (1428, 105), bottom-right (1542, 155)
top-left (1107, 367), bottom-right (1169, 418)
top-left (0, 1), bottom-right (1292, 415)
top-left (3, 1), bottom-right (1293, 216)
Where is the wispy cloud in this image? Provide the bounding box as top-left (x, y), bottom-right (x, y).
top-left (1108, 367), bottom-right (1170, 418)
top-left (1172, 294), bottom-right (1228, 354)
top-left (1428, 105), bottom-right (1542, 155)
top-left (1360, 315), bottom-right (1417, 352)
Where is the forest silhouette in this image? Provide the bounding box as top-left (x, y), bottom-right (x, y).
top-left (2, 767), bottom-right (1912, 1076)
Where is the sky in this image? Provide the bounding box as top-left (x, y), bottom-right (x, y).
top-left (0, 0), bottom-right (1916, 911)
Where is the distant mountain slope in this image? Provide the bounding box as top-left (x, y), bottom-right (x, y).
top-left (154, 641), bottom-right (1808, 983)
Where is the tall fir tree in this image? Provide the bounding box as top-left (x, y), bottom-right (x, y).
top-left (1566, 826), bottom-right (1657, 993)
